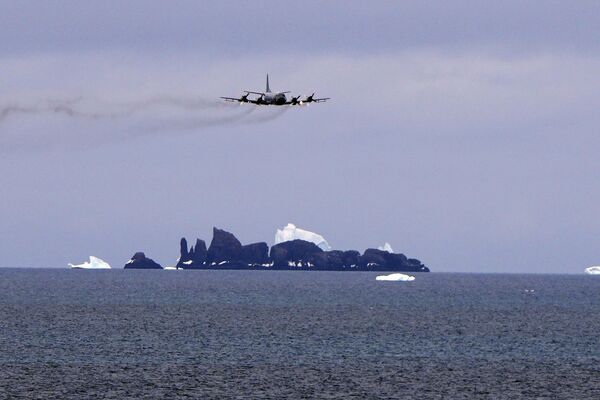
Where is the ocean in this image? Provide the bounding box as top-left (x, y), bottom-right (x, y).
top-left (0, 269), bottom-right (598, 399)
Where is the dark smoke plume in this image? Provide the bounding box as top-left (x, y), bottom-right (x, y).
top-left (0, 95), bottom-right (294, 129)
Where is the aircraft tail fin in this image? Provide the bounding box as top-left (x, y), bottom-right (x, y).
top-left (266, 74), bottom-right (271, 92)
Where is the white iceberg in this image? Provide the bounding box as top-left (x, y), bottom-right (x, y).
top-left (274, 223), bottom-right (331, 251)
top-left (375, 273), bottom-right (415, 281)
top-left (378, 242), bottom-right (394, 253)
top-left (69, 256), bottom-right (111, 269)
top-left (585, 266), bottom-right (600, 275)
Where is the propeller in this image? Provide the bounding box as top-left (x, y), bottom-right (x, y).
top-left (301, 93), bottom-right (315, 104)
top-left (239, 93), bottom-right (249, 102)
top-left (290, 95), bottom-right (301, 105)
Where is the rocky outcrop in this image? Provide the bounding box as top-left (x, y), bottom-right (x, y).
top-left (177, 238), bottom-right (207, 268)
top-left (192, 239), bottom-right (208, 264)
top-left (124, 252), bottom-right (162, 269)
top-left (207, 228), bottom-right (242, 264)
top-left (241, 242), bottom-right (269, 265)
top-left (360, 248), bottom-right (388, 267)
top-left (342, 250), bottom-right (361, 267)
top-left (179, 238), bottom-right (190, 263)
top-left (359, 248), bottom-right (427, 272)
top-left (270, 239), bottom-right (323, 268)
top-left (174, 227), bottom-right (429, 272)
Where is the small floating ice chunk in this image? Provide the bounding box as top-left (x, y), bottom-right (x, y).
top-left (375, 273), bottom-right (415, 281)
top-left (164, 266), bottom-right (180, 270)
top-left (585, 266), bottom-right (600, 275)
top-left (377, 242), bottom-right (394, 253)
top-left (69, 256), bottom-right (111, 269)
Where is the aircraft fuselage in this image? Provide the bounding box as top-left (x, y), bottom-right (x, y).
top-left (261, 92), bottom-right (287, 105)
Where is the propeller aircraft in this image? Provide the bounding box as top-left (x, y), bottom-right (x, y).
top-left (221, 75), bottom-right (329, 106)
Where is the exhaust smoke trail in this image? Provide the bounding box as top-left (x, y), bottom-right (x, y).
top-left (151, 104), bottom-right (290, 133)
top-left (0, 94), bottom-right (292, 151)
top-left (0, 96), bottom-right (235, 123)
top-left (245, 106), bottom-right (290, 123)
top-left (141, 105), bottom-right (258, 136)
top-left (0, 95), bottom-right (294, 129)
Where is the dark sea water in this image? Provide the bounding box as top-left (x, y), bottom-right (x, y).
top-left (0, 270), bottom-right (598, 399)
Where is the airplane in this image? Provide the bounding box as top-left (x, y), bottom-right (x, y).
top-left (221, 75), bottom-right (329, 106)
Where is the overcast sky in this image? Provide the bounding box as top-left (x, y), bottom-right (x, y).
top-left (1, 1), bottom-right (599, 273)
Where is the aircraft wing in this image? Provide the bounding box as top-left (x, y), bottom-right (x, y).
top-left (313, 97), bottom-right (330, 103)
top-left (221, 97), bottom-right (242, 102)
top-left (245, 91), bottom-right (265, 96)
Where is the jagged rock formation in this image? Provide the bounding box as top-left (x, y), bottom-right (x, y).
top-left (207, 228), bottom-right (242, 264)
top-left (175, 227), bottom-right (429, 272)
top-left (124, 252), bottom-right (162, 269)
top-left (177, 238), bottom-right (207, 268)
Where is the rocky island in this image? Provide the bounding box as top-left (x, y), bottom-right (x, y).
top-left (164, 225), bottom-right (429, 272)
top-left (124, 252), bottom-right (163, 269)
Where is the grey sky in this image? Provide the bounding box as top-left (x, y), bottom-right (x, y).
top-left (0, 1), bottom-right (599, 272)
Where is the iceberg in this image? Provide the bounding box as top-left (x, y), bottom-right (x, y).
top-left (377, 242), bottom-right (394, 253)
top-left (69, 256), bottom-right (111, 269)
top-left (274, 223), bottom-right (331, 251)
top-left (375, 273), bottom-right (415, 281)
top-left (585, 266), bottom-right (600, 275)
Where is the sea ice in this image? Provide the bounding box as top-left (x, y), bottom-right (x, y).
top-left (375, 273), bottom-right (415, 281)
top-left (585, 266), bottom-right (600, 275)
top-left (68, 256), bottom-right (111, 269)
top-left (274, 223), bottom-right (331, 251)
top-left (377, 242), bottom-right (394, 253)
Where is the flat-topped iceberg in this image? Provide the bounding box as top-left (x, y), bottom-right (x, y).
top-left (585, 266), bottom-right (600, 275)
top-left (376, 273), bottom-right (415, 281)
top-left (274, 223), bottom-right (331, 251)
top-left (69, 256), bottom-right (111, 269)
